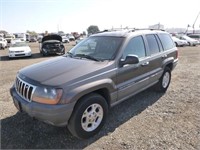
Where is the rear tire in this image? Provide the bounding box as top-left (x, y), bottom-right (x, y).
top-left (68, 93), bottom-right (108, 139)
top-left (155, 67), bottom-right (171, 92)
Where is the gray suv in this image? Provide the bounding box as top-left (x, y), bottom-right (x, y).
top-left (10, 29), bottom-right (178, 139)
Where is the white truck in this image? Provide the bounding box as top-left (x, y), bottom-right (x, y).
top-left (5, 34), bottom-right (15, 43)
top-left (0, 37), bottom-right (7, 49)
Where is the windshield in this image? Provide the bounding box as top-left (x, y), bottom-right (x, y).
top-left (68, 36), bottom-right (123, 60)
top-left (182, 35), bottom-right (193, 40)
top-left (172, 37), bottom-right (179, 40)
top-left (11, 42), bottom-right (28, 47)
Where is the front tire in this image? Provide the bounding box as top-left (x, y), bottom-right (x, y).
top-left (42, 51), bottom-right (48, 56)
top-left (155, 67), bottom-right (171, 92)
top-left (68, 93), bottom-right (108, 139)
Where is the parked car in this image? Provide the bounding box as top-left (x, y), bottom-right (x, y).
top-left (10, 29), bottom-right (178, 139)
top-left (11, 39), bottom-right (23, 44)
top-left (5, 34), bottom-right (15, 43)
top-left (62, 36), bottom-right (70, 43)
top-left (75, 37), bottom-right (85, 45)
top-left (178, 35), bottom-right (199, 46)
top-left (0, 37), bottom-right (7, 49)
top-left (29, 37), bottom-right (37, 42)
top-left (187, 34), bottom-right (200, 44)
top-left (8, 41), bottom-right (32, 58)
top-left (67, 34), bottom-right (75, 41)
top-left (172, 36), bottom-right (188, 47)
top-left (40, 34), bottom-right (65, 56)
top-left (37, 35), bottom-right (43, 43)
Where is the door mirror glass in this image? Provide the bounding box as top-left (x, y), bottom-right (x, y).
top-left (120, 55), bottom-right (139, 66)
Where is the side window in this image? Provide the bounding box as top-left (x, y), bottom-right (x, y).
top-left (146, 34), bottom-right (160, 55)
top-left (123, 36), bottom-right (146, 59)
top-left (155, 34), bottom-right (163, 51)
top-left (158, 33), bottom-right (175, 51)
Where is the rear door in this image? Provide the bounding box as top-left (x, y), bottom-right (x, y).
top-left (144, 34), bottom-right (165, 84)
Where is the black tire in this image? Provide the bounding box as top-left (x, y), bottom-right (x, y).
top-left (175, 42), bottom-right (178, 47)
top-left (42, 51), bottom-right (48, 56)
top-left (155, 67), bottom-right (171, 92)
top-left (68, 93), bottom-right (108, 139)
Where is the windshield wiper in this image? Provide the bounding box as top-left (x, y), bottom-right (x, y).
top-left (74, 54), bottom-right (99, 61)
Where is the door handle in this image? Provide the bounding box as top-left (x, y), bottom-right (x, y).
top-left (162, 54), bottom-right (167, 58)
top-left (141, 62), bottom-right (149, 66)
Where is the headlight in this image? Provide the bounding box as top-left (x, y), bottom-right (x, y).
top-left (32, 87), bottom-right (63, 104)
top-left (9, 50), bottom-right (14, 53)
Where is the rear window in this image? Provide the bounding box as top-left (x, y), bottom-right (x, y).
top-left (158, 33), bottom-right (175, 51)
top-left (188, 35), bottom-right (200, 38)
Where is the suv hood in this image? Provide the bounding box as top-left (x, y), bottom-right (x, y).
top-left (42, 34), bottom-right (62, 43)
top-left (19, 56), bottom-right (111, 86)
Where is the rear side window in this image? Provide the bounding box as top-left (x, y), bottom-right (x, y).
top-left (146, 34), bottom-right (160, 55)
top-left (189, 35), bottom-right (200, 38)
top-left (123, 36), bottom-right (146, 59)
top-left (158, 33), bottom-right (175, 51)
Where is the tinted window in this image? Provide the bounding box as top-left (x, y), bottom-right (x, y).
top-left (189, 35), bottom-right (200, 38)
top-left (158, 33), bottom-right (175, 51)
top-left (155, 34), bottom-right (163, 51)
top-left (123, 36), bottom-right (146, 59)
top-left (146, 34), bottom-right (160, 55)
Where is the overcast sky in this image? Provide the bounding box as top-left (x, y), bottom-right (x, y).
top-left (1, 0), bottom-right (200, 33)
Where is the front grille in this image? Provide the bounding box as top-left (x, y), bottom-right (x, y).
top-left (15, 51), bottom-right (24, 53)
top-left (15, 54), bottom-right (25, 56)
top-left (15, 77), bottom-right (36, 102)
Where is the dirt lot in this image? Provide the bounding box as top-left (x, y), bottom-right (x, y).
top-left (0, 43), bottom-right (200, 149)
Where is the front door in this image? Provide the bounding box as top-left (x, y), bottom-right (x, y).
top-left (117, 35), bottom-right (151, 101)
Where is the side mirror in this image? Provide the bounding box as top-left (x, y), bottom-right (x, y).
top-left (120, 55), bottom-right (139, 67)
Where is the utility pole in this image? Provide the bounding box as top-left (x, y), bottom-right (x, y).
top-left (193, 11), bottom-right (200, 33)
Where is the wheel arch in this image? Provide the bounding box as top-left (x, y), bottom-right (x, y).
top-left (165, 62), bottom-right (173, 71)
top-left (72, 87), bottom-right (112, 111)
top-left (162, 58), bottom-right (174, 71)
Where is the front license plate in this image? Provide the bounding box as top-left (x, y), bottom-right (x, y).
top-left (13, 98), bottom-right (22, 112)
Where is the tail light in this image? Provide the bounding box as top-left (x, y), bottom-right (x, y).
top-left (176, 49), bottom-right (178, 59)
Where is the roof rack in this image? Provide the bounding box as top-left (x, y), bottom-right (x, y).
top-left (96, 28), bottom-right (165, 34)
top-left (128, 28), bottom-right (165, 32)
top-left (97, 30), bottom-right (112, 33)
top-left (97, 28), bottom-right (126, 33)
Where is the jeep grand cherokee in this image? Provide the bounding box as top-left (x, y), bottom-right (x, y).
top-left (10, 29), bottom-right (178, 139)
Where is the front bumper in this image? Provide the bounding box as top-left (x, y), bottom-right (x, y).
top-left (10, 86), bottom-right (75, 127)
top-left (9, 52), bottom-right (31, 58)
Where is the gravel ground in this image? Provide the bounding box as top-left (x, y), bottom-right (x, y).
top-left (0, 43), bottom-right (200, 149)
